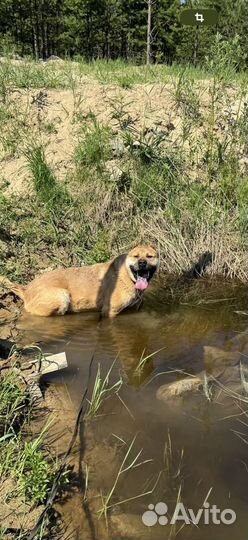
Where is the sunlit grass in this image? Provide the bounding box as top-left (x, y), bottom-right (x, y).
top-left (85, 361), bottom-right (123, 419)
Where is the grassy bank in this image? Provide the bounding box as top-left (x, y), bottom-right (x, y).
top-left (0, 350), bottom-right (69, 538)
top-left (1, 39), bottom-right (248, 282)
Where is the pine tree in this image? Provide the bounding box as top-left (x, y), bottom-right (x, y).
top-left (0, 0), bottom-right (247, 66)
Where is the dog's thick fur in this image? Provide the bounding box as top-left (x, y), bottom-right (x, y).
top-left (1, 245), bottom-right (159, 318)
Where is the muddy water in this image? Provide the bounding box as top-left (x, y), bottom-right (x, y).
top-left (19, 280), bottom-right (248, 540)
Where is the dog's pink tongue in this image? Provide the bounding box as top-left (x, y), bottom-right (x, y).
top-left (135, 277), bottom-right (148, 290)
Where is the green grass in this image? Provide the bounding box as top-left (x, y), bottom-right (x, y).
top-left (0, 49), bottom-right (246, 96)
top-left (0, 35), bottom-right (246, 105)
top-left (0, 367), bottom-right (28, 436)
top-left (24, 144), bottom-right (70, 210)
top-left (85, 362), bottom-right (122, 419)
top-left (0, 363), bottom-right (68, 537)
top-left (25, 145), bottom-right (57, 195)
top-left (134, 348), bottom-right (166, 376)
top-left (75, 116), bottom-right (113, 173)
top-left (13, 423), bottom-right (69, 504)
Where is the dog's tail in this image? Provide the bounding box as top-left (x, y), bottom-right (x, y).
top-left (0, 276), bottom-right (26, 301)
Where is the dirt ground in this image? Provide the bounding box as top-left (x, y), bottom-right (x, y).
top-left (0, 288), bottom-right (21, 342)
top-left (2, 82), bottom-right (178, 193)
top-left (1, 78), bottom-right (243, 196)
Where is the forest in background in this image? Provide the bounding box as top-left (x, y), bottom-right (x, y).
top-left (0, 0), bottom-right (248, 67)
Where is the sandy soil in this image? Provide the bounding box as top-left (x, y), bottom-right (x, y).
top-left (1, 79), bottom-right (232, 196)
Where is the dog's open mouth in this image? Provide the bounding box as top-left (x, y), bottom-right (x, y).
top-left (130, 266), bottom-right (153, 291)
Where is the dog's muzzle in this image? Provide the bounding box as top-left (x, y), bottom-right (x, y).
top-left (130, 259), bottom-right (157, 291)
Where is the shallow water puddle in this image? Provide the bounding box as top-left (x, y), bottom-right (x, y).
top-left (19, 281), bottom-right (248, 539)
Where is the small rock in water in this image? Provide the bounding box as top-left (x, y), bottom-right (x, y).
top-left (204, 346), bottom-right (240, 369)
top-left (204, 345), bottom-right (241, 383)
top-left (39, 351), bottom-right (67, 374)
top-left (157, 377), bottom-right (202, 400)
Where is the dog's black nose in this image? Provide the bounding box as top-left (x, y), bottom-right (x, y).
top-left (138, 259), bottom-right (147, 268)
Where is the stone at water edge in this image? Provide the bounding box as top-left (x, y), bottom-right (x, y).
top-left (39, 351), bottom-right (68, 374)
top-left (26, 352), bottom-right (68, 402)
top-left (156, 377), bottom-right (203, 400)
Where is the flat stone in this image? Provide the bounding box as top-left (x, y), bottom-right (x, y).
top-left (156, 377), bottom-right (203, 400)
top-left (40, 351), bottom-right (68, 374)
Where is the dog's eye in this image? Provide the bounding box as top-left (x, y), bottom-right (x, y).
top-left (147, 254), bottom-right (154, 258)
top-left (134, 255), bottom-right (139, 258)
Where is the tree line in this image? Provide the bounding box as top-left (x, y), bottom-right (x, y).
top-left (0, 0), bottom-right (247, 67)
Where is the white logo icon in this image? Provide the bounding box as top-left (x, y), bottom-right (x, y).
top-left (195, 12), bottom-right (204, 23)
top-left (142, 501), bottom-right (236, 527)
top-left (142, 502), bottom-right (168, 526)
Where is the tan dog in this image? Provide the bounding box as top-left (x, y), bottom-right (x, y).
top-left (2, 245), bottom-right (159, 318)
